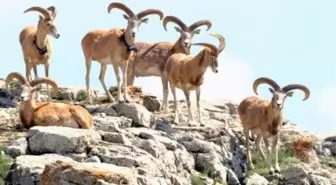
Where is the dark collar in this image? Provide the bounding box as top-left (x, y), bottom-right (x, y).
top-left (33, 36), bottom-right (48, 55)
top-left (120, 33), bottom-right (137, 52)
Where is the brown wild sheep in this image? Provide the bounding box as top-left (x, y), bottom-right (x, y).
top-left (164, 33), bottom-right (226, 125)
top-left (125, 16), bottom-right (212, 112)
top-left (238, 77), bottom-right (310, 174)
top-left (19, 6), bottom-right (60, 100)
top-left (5, 72), bottom-right (93, 129)
top-left (81, 2), bottom-right (164, 104)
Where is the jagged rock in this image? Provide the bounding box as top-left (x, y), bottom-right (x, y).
top-left (5, 154), bottom-right (74, 185)
top-left (283, 166), bottom-right (310, 185)
top-left (4, 137), bottom-right (28, 158)
top-left (28, 126), bottom-right (101, 154)
top-left (113, 103), bottom-right (155, 128)
top-left (141, 95), bottom-right (161, 112)
top-left (41, 160), bottom-right (137, 185)
top-left (308, 174), bottom-right (331, 185)
top-left (245, 173), bottom-right (269, 185)
top-left (93, 116), bottom-right (132, 133)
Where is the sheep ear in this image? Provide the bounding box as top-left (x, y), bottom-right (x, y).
top-left (268, 88), bottom-right (275, 94)
top-left (287, 91), bottom-right (294, 97)
top-left (123, 14), bottom-right (129, 20)
top-left (140, 18), bottom-right (148, 24)
top-left (39, 15), bottom-right (44, 21)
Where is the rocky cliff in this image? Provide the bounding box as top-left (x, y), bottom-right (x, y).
top-left (0, 84), bottom-right (335, 185)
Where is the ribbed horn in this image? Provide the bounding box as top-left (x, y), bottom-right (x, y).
top-left (107, 2), bottom-right (135, 17)
top-left (29, 78), bottom-right (59, 97)
top-left (162, 16), bottom-right (188, 31)
top-left (209, 33), bottom-right (226, 54)
top-left (24, 6), bottom-right (51, 20)
top-left (282, 84), bottom-right (310, 101)
top-left (188, 20), bottom-right (212, 31)
top-left (5, 72), bottom-right (28, 90)
top-left (137, 9), bottom-right (164, 20)
top-left (253, 77), bottom-right (281, 95)
top-left (191, 42), bottom-right (218, 54)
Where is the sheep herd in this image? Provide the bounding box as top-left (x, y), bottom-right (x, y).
top-left (3, 2), bottom-right (311, 175)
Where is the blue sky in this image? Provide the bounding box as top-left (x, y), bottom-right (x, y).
top-left (0, 0), bottom-right (335, 135)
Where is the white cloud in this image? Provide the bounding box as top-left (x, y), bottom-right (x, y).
top-left (315, 86), bottom-right (336, 123)
top-left (134, 53), bottom-right (254, 103)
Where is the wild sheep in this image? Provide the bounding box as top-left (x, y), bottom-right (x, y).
top-left (164, 33), bottom-right (226, 125)
top-left (81, 2), bottom-right (164, 104)
top-left (5, 72), bottom-right (93, 129)
top-left (125, 16), bottom-right (212, 112)
top-left (237, 77), bottom-right (310, 174)
top-left (19, 6), bottom-right (60, 100)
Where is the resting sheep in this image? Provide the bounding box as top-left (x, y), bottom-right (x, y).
top-left (19, 6), bottom-right (60, 99)
top-left (5, 72), bottom-right (93, 129)
top-left (237, 77), bottom-right (310, 174)
top-left (81, 2), bottom-right (164, 104)
top-left (164, 33), bottom-right (226, 125)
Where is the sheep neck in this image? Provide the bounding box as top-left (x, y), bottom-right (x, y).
top-left (266, 101), bottom-right (284, 135)
top-left (172, 38), bottom-right (190, 55)
top-left (121, 32), bottom-right (137, 52)
top-left (35, 29), bottom-right (48, 55)
top-left (19, 100), bottom-right (37, 128)
top-left (183, 50), bottom-right (208, 83)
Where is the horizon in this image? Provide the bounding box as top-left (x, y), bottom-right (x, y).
top-left (0, 0), bottom-right (335, 135)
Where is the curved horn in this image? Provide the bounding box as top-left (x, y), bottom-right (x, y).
top-left (209, 33), bottom-right (226, 54)
top-left (29, 78), bottom-right (59, 97)
top-left (24, 6), bottom-right (51, 20)
top-left (107, 2), bottom-right (135, 17)
top-left (137, 9), bottom-right (164, 20)
top-left (253, 77), bottom-right (281, 95)
top-left (163, 16), bottom-right (188, 31)
top-left (5, 72), bottom-right (28, 90)
top-left (188, 20), bottom-right (212, 32)
top-left (191, 43), bottom-right (218, 53)
top-left (281, 84), bottom-right (310, 101)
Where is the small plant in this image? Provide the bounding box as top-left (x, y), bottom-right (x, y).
top-left (190, 174), bottom-right (206, 185)
top-left (76, 90), bottom-right (87, 102)
top-left (109, 86), bottom-right (118, 93)
top-left (0, 145), bottom-right (11, 183)
top-left (292, 135), bottom-right (317, 163)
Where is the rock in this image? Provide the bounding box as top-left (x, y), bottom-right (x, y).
top-left (41, 160), bottom-right (137, 185)
top-left (245, 173), bottom-right (269, 185)
top-left (324, 136), bottom-right (336, 142)
top-left (85, 156), bottom-right (101, 163)
top-left (113, 103), bottom-right (155, 128)
top-left (283, 166), bottom-right (310, 185)
top-left (5, 154), bottom-right (74, 185)
top-left (93, 116), bottom-right (132, 133)
top-left (323, 141), bottom-right (336, 156)
top-left (308, 174), bottom-right (331, 185)
top-left (141, 95), bottom-right (161, 112)
top-left (4, 137), bottom-right (28, 158)
top-left (28, 126), bottom-right (101, 154)
top-left (101, 132), bottom-right (131, 145)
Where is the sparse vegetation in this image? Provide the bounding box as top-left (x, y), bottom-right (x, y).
top-left (0, 145), bottom-right (11, 184)
top-left (247, 149), bottom-right (301, 177)
top-left (190, 173), bottom-right (228, 185)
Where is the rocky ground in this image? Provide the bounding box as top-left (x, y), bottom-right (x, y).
top-left (0, 82), bottom-right (335, 185)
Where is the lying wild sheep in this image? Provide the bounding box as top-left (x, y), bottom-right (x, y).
top-left (5, 72), bottom-right (93, 129)
top-left (238, 77), bottom-right (310, 174)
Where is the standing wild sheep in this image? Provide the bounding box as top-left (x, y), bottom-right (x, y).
top-left (81, 2), bottom-right (164, 104)
top-left (19, 6), bottom-right (60, 100)
top-left (238, 77), bottom-right (310, 174)
top-left (125, 15), bottom-right (212, 112)
top-left (5, 72), bottom-right (93, 129)
top-left (164, 33), bottom-right (226, 125)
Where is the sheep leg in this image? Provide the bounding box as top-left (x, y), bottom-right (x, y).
top-left (182, 88), bottom-right (194, 124)
top-left (99, 64), bottom-right (115, 103)
top-left (33, 65), bottom-right (38, 79)
top-left (161, 76), bottom-right (169, 113)
top-left (169, 83), bottom-right (178, 123)
top-left (256, 135), bottom-right (266, 161)
top-left (25, 62), bottom-right (33, 82)
top-left (32, 65), bottom-right (42, 102)
top-left (196, 87), bottom-right (203, 125)
top-left (263, 137), bottom-right (274, 174)
top-left (85, 58), bottom-right (93, 104)
top-left (244, 127), bottom-right (254, 170)
top-left (272, 134), bottom-right (280, 173)
top-left (44, 62), bottom-right (51, 100)
top-left (112, 63), bottom-right (124, 103)
top-left (122, 60), bottom-right (130, 103)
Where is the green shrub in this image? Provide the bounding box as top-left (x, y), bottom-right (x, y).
top-left (76, 90), bottom-right (87, 101)
top-left (190, 174), bottom-right (205, 185)
top-left (0, 145), bottom-right (11, 183)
